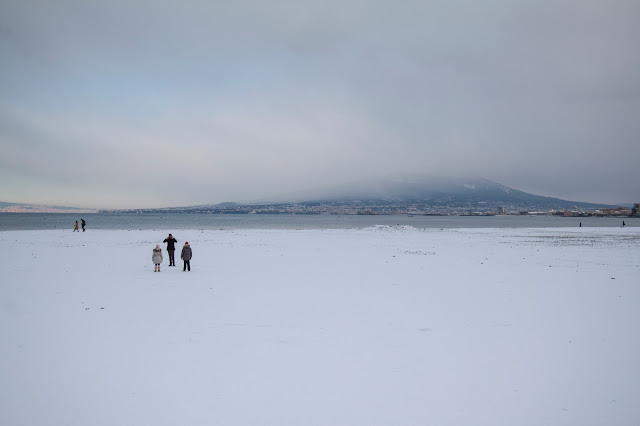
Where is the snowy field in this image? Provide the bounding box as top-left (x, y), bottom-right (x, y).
top-left (1, 226), bottom-right (639, 426)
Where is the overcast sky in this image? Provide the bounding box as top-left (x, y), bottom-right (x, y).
top-left (1, 0), bottom-right (639, 208)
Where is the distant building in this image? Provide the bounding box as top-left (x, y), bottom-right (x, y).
top-left (497, 206), bottom-right (506, 215)
top-left (604, 208), bottom-right (632, 216)
top-left (631, 203), bottom-right (640, 217)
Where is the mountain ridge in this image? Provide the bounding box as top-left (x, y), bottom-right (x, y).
top-left (2, 178), bottom-right (628, 214)
top-left (0, 201), bottom-right (98, 214)
top-left (100, 177), bottom-right (623, 214)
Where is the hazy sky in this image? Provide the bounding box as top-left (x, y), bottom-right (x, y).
top-left (1, 0), bottom-right (639, 208)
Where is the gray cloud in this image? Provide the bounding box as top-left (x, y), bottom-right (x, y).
top-left (1, 0), bottom-right (639, 208)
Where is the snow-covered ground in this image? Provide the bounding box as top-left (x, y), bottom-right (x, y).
top-left (1, 227), bottom-right (639, 426)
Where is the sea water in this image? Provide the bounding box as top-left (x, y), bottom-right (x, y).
top-left (0, 212), bottom-right (636, 231)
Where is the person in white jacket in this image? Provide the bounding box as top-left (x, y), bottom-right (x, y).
top-left (152, 244), bottom-right (163, 272)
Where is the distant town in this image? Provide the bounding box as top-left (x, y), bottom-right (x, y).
top-left (102, 201), bottom-right (640, 218)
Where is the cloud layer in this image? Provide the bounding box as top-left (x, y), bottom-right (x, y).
top-left (1, 0), bottom-right (639, 208)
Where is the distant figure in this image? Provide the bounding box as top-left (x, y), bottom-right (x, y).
top-left (163, 233), bottom-right (178, 266)
top-left (623, 221), bottom-right (626, 227)
top-left (152, 244), bottom-right (163, 272)
top-left (81, 218), bottom-right (86, 232)
top-left (579, 222), bottom-right (582, 227)
top-left (73, 220), bottom-right (79, 232)
top-left (181, 241), bottom-right (192, 272)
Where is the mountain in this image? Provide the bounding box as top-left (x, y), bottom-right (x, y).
top-left (12, 178), bottom-right (617, 214)
top-left (294, 177), bottom-right (616, 212)
top-left (0, 202), bottom-right (98, 213)
top-left (101, 177), bottom-right (619, 214)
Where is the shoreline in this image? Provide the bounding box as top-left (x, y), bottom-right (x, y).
top-left (1, 212), bottom-right (638, 232)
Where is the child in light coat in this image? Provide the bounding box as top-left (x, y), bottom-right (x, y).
top-left (152, 244), bottom-right (163, 272)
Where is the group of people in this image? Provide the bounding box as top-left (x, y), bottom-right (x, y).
top-left (73, 219), bottom-right (86, 232)
top-left (152, 233), bottom-right (192, 272)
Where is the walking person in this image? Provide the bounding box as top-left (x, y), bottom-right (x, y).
top-left (81, 218), bottom-right (86, 232)
top-left (73, 220), bottom-right (79, 232)
top-left (181, 241), bottom-right (192, 272)
top-left (152, 244), bottom-right (163, 272)
top-left (163, 233), bottom-right (178, 266)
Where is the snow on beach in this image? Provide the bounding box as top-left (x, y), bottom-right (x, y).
top-left (1, 226), bottom-right (639, 426)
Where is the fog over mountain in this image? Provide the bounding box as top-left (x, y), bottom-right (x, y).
top-left (2, 176), bottom-right (624, 213)
top-left (1, 175), bottom-right (628, 214)
top-left (270, 176), bottom-right (615, 207)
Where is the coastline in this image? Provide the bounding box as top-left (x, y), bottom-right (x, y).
top-left (1, 212), bottom-right (638, 231)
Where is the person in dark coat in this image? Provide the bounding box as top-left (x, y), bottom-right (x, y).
top-left (163, 233), bottom-right (178, 266)
top-left (81, 218), bottom-right (86, 232)
top-left (181, 241), bottom-right (192, 271)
